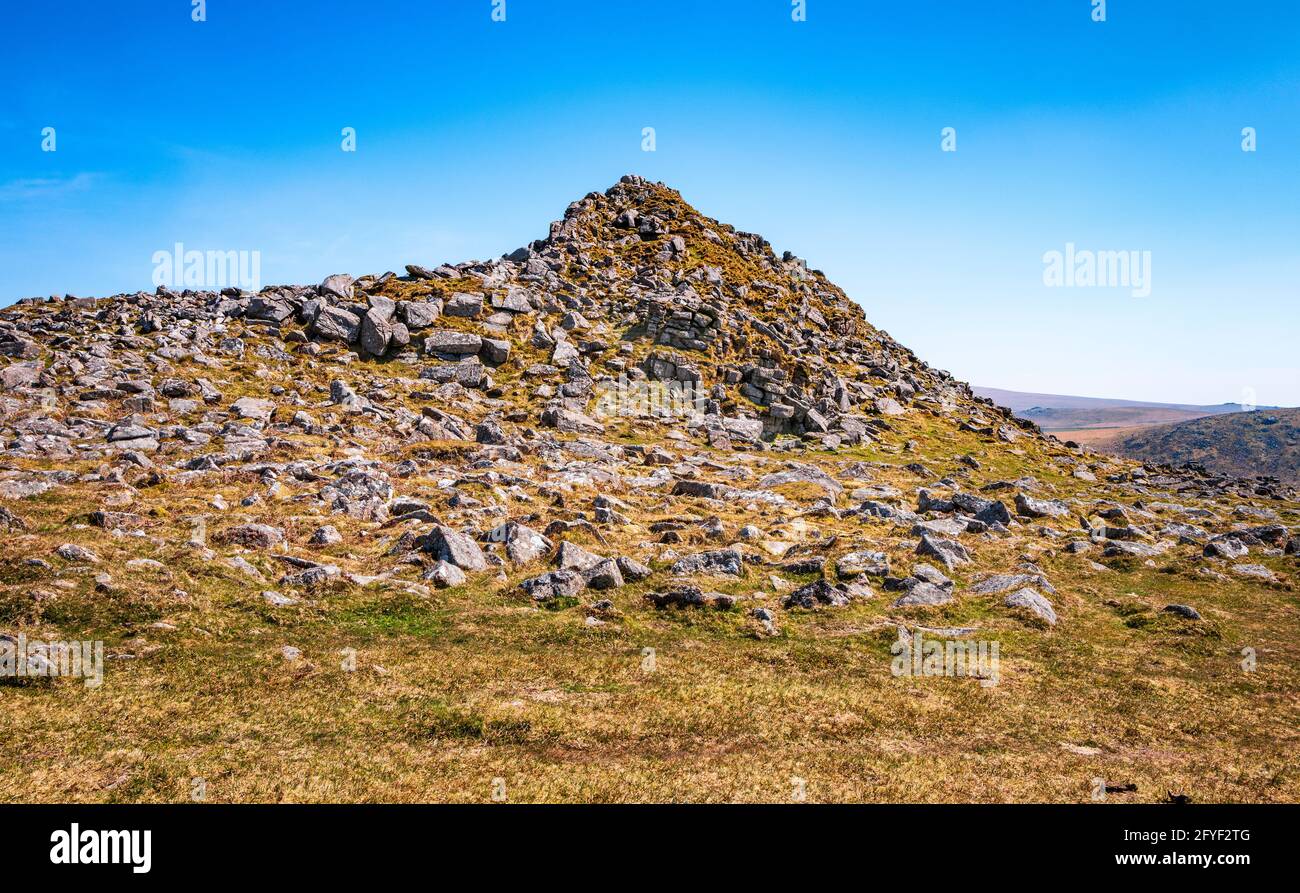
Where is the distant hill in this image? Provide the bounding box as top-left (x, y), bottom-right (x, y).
top-left (973, 386), bottom-right (1254, 431)
top-left (1090, 407), bottom-right (1300, 483)
top-left (973, 386), bottom-right (1251, 415)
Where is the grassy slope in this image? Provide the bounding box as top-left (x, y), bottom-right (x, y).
top-left (1, 406), bottom-right (1296, 803)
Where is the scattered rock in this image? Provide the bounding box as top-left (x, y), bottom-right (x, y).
top-left (1163, 604), bottom-right (1202, 620)
top-left (419, 525), bottom-right (488, 572)
top-left (645, 587), bottom-right (736, 610)
top-left (669, 548), bottom-right (744, 576)
top-left (1004, 588), bottom-right (1058, 625)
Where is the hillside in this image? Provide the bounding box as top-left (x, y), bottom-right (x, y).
top-left (1097, 408), bottom-right (1300, 485)
top-left (0, 176), bottom-right (1297, 803)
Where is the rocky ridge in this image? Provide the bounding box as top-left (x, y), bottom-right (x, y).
top-left (1, 175), bottom-right (1296, 645)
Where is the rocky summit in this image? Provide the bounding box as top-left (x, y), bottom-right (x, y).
top-left (1, 175), bottom-right (1297, 802)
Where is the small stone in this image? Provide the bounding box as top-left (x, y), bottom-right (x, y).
top-left (1163, 604), bottom-right (1202, 620)
top-left (424, 560), bottom-right (467, 588)
top-left (309, 525), bottom-right (343, 546)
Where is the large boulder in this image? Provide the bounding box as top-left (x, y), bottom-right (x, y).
top-left (582, 558), bottom-right (625, 590)
top-left (231, 396), bottom-right (276, 421)
top-left (311, 306), bottom-right (362, 342)
top-left (400, 300), bottom-right (442, 330)
top-left (420, 525), bottom-right (487, 571)
top-left (425, 330), bottom-right (482, 357)
top-left (444, 292), bottom-right (484, 318)
top-left (555, 541), bottom-right (604, 572)
top-left (1, 362), bottom-right (43, 390)
top-left (782, 579), bottom-right (851, 609)
top-left (319, 273), bottom-right (354, 300)
top-left (836, 550), bottom-right (889, 578)
top-left (891, 582), bottom-right (954, 608)
top-left (480, 338), bottom-right (511, 365)
top-left (360, 308), bottom-right (395, 355)
top-left (1204, 535), bottom-right (1248, 559)
top-left (540, 406), bottom-right (604, 434)
top-left (645, 587), bottom-right (736, 610)
top-left (488, 522), bottom-right (551, 564)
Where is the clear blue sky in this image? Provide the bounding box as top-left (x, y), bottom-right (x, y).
top-left (2, 0), bottom-right (1297, 405)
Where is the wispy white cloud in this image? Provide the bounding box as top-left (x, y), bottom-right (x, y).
top-left (0, 172), bottom-right (100, 202)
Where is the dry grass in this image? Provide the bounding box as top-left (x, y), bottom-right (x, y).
top-left (2, 426), bottom-right (1296, 804)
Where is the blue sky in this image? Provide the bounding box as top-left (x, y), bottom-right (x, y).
top-left (2, 0), bottom-right (1297, 405)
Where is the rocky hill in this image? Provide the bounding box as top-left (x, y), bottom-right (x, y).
top-left (1098, 407), bottom-right (1300, 485)
top-left (1, 176), bottom-right (1297, 803)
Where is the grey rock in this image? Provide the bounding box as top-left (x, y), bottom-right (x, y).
top-left (488, 522), bottom-right (551, 564)
top-left (1102, 540), bottom-right (1166, 558)
top-left (320, 273), bottom-right (355, 300)
top-left (555, 541), bottom-right (604, 572)
top-left (400, 300), bottom-right (442, 330)
top-left (645, 587), bottom-right (735, 610)
top-left (424, 560), bottom-right (467, 588)
top-left (892, 582), bottom-right (953, 607)
top-left (582, 558), bottom-right (625, 590)
top-left (1204, 536), bottom-right (1248, 560)
top-left (616, 556), bottom-right (653, 581)
top-left (540, 406), bottom-right (604, 434)
top-left (480, 338), bottom-right (511, 365)
top-left (521, 569), bottom-right (586, 601)
top-left (669, 548), bottom-right (744, 576)
top-left (969, 572), bottom-right (1055, 596)
top-left (424, 330), bottom-right (482, 356)
top-left (1004, 588), bottom-right (1057, 625)
top-left (420, 525), bottom-right (487, 571)
top-left (782, 579), bottom-right (851, 609)
top-left (309, 525), bottom-right (342, 546)
top-left (836, 549), bottom-right (890, 578)
top-left (1, 362), bottom-right (44, 390)
top-left (444, 292), bottom-right (484, 318)
top-left (1231, 563), bottom-right (1277, 581)
top-left (1015, 492), bottom-right (1071, 519)
top-left (915, 533), bottom-right (970, 570)
top-left (360, 308), bottom-right (395, 355)
top-left (220, 523), bottom-right (284, 550)
top-left (311, 306), bottom-right (362, 342)
top-left (231, 396), bottom-right (275, 421)
top-left (56, 543), bottom-right (101, 564)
